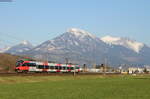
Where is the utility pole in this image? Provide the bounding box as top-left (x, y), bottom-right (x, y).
top-left (74, 65), bottom-right (76, 77)
top-left (93, 64), bottom-right (96, 73)
top-left (83, 64), bottom-right (86, 73)
top-left (104, 58), bottom-right (107, 75)
top-left (65, 58), bottom-right (68, 64)
top-left (47, 53), bottom-right (49, 62)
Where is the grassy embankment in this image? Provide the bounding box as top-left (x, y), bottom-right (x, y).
top-left (0, 53), bottom-right (33, 72)
top-left (0, 75), bottom-right (150, 99)
top-left (0, 53), bottom-right (19, 72)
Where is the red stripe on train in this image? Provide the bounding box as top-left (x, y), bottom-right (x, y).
top-left (56, 64), bottom-right (61, 66)
top-left (68, 65), bottom-right (71, 67)
top-left (18, 66), bottom-right (29, 71)
top-left (56, 70), bottom-right (60, 72)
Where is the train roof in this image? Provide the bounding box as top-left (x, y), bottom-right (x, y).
top-left (17, 59), bottom-right (79, 66)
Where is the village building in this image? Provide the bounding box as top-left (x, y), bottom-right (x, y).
top-left (128, 67), bottom-right (144, 74)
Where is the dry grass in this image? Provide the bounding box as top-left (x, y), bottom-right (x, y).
top-left (0, 53), bottom-right (20, 72)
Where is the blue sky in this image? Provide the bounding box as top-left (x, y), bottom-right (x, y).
top-left (0, 0), bottom-right (150, 47)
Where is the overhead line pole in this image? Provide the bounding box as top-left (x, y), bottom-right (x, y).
top-left (74, 65), bottom-right (76, 77)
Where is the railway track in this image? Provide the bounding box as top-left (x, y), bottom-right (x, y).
top-left (0, 72), bottom-right (121, 76)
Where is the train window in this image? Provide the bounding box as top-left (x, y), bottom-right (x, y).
top-left (45, 66), bottom-right (49, 69)
top-left (16, 60), bottom-right (24, 67)
top-left (22, 63), bottom-right (36, 67)
top-left (28, 63), bottom-right (36, 67)
top-left (62, 67), bottom-right (66, 70)
top-left (55, 66), bottom-right (62, 69)
top-left (38, 65), bottom-right (44, 69)
top-left (67, 67), bottom-right (70, 69)
top-left (70, 67), bottom-right (74, 70)
top-left (30, 63), bottom-right (36, 67)
top-left (22, 63), bottom-right (28, 66)
top-left (16, 62), bottom-right (20, 67)
top-left (55, 66), bottom-right (58, 69)
top-left (50, 66), bottom-right (54, 69)
top-left (76, 67), bottom-right (79, 69)
top-left (59, 66), bottom-right (62, 70)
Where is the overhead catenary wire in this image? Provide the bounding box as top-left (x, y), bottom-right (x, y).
top-left (0, 32), bottom-right (39, 47)
top-left (0, 32), bottom-right (22, 41)
top-left (0, 36), bottom-right (19, 47)
top-left (0, 38), bottom-right (16, 47)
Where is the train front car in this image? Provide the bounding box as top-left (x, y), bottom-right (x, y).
top-left (15, 60), bottom-right (29, 73)
top-left (15, 60), bottom-right (38, 73)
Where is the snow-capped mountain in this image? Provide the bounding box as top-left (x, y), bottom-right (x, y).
top-left (101, 36), bottom-right (144, 53)
top-left (0, 46), bottom-right (11, 53)
top-left (3, 28), bottom-right (150, 66)
top-left (33, 28), bottom-right (105, 52)
top-left (22, 28), bottom-right (150, 66)
top-left (5, 40), bottom-right (34, 54)
top-left (25, 28), bottom-right (109, 65)
top-left (67, 28), bottom-right (96, 39)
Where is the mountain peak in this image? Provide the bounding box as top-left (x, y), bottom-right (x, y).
top-left (20, 40), bottom-right (31, 45)
top-left (4, 40), bottom-right (34, 54)
top-left (66, 28), bottom-right (95, 38)
top-left (101, 35), bottom-right (144, 53)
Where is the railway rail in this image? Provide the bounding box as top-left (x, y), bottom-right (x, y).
top-left (0, 72), bottom-right (121, 77)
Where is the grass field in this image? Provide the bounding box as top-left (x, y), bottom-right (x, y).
top-left (0, 75), bottom-right (150, 99)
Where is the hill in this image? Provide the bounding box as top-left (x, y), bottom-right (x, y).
top-left (0, 53), bottom-right (20, 72)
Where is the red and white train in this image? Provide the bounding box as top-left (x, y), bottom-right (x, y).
top-left (15, 59), bottom-right (80, 73)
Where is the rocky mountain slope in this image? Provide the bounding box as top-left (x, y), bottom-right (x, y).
top-left (5, 40), bottom-right (34, 55)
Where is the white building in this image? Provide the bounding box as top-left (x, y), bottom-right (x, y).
top-left (128, 67), bottom-right (144, 74)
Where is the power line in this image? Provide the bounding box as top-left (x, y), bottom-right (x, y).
top-left (0, 39), bottom-right (15, 45)
top-left (0, 32), bottom-right (22, 41)
top-left (0, 32), bottom-right (39, 45)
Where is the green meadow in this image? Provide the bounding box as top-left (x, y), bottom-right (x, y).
top-left (0, 75), bottom-right (150, 99)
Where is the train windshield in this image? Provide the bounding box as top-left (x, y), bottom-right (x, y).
top-left (16, 60), bottom-right (24, 67)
